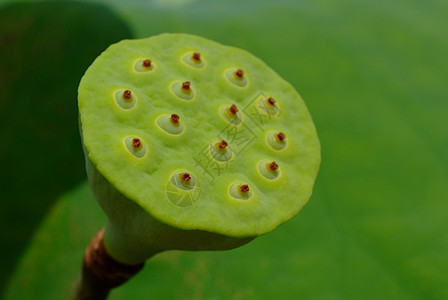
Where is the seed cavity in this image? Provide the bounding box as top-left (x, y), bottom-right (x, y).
top-left (267, 131), bottom-right (287, 150)
top-left (125, 137), bottom-right (147, 158)
top-left (210, 140), bottom-right (233, 162)
top-left (115, 90), bottom-right (136, 109)
top-left (157, 114), bottom-right (184, 135)
top-left (221, 104), bottom-right (242, 125)
top-left (171, 80), bottom-right (194, 100)
top-left (259, 160), bottom-right (280, 179)
top-left (225, 68), bottom-right (248, 87)
top-left (229, 183), bottom-right (253, 200)
top-left (135, 59), bottom-right (155, 72)
top-left (182, 51), bottom-right (205, 68)
top-left (170, 171), bottom-right (196, 191)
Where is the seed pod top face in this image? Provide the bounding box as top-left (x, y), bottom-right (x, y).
top-left (78, 33), bottom-right (321, 238)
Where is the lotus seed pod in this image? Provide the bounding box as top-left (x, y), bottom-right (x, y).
top-left (78, 33), bottom-right (320, 265)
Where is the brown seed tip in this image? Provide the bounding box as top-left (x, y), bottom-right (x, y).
top-left (192, 52), bottom-right (201, 61)
top-left (170, 114), bottom-right (180, 124)
top-left (229, 104), bottom-right (239, 115)
top-left (267, 97), bottom-right (276, 106)
top-left (132, 138), bottom-right (141, 149)
top-left (276, 132), bottom-right (286, 142)
top-left (235, 69), bottom-right (244, 78)
top-left (218, 140), bottom-right (228, 150)
top-left (181, 173), bottom-right (191, 182)
top-left (123, 90), bottom-right (132, 100)
top-left (268, 161), bottom-right (279, 171)
top-left (240, 184), bottom-right (250, 193)
top-left (182, 81), bottom-right (191, 90)
top-left (142, 59), bottom-right (152, 67)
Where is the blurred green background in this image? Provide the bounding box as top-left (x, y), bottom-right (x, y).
top-left (1, 0), bottom-right (447, 299)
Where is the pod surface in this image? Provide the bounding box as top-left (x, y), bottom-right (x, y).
top-left (78, 33), bottom-right (320, 237)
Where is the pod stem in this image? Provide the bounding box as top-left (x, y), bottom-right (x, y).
top-left (73, 228), bottom-right (145, 300)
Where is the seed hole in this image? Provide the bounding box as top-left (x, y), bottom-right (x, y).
top-left (170, 114), bottom-right (180, 124)
top-left (210, 140), bottom-right (233, 162)
top-left (182, 51), bottom-right (206, 68)
top-left (258, 96), bottom-right (279, 116)
top-left (276, 132), bottom-right (286, 141)
top-left (170, 171), bottom-right (197, 191)
top-left (125, 137), bottom-right (147, 158)
top-left (171, 81), bottom-right (194, 100)
top-left (229, 183), bottom-right (253, 200)
top-left (192, 52), bottom-right (201, 61)
top-left (115, 90), bottom-right (136, 109)
top-left (259, 160), bottom-right (280, 180)
top-left (182, 81), bottom-right (191, 90)
top-left (235, 69), bottom-right (244, 78)
top-left (221, 104), bottom-right (242, 125)
top-left (225, 68), bottom-right (248, 87)
top-left (123, 90), bottom-right (132, 100)
top-left (267, 131), bottom-right (287, 150)
top-left (134, 59), bottom-right (155, 72)
top-left (157, 114), bottom-right (184, 135)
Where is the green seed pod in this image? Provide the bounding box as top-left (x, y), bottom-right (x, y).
top-left (78, 33), bottom-right (320, 265)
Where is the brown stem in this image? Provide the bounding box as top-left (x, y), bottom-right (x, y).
top-left (72, 228), bottom-right (145, 300)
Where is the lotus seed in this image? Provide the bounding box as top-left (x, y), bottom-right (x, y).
top-left (170, 114), bottom-right (180, 124)
top-left (221, 104), bottom-right (242, 124)
top-left (240, 184), bottom-right (250, 193)
top-left (258, 160), bottom-right (280, 180)
top-left (166, 171), bottom-right (200, 207)
top-left (268, 161), bottom-right (279, 171)
top-left (229, 182), bottom-right (253, 200)
top-left (217, 140), bottom-right (228, 150)
top-left (170, 171), bottom-right (196, 191)
top-left (132, 138), bottom-right (141, 149)
top-left (182, 81), bottom-right (191, 90)
top-left (192, 52), bottom-right (201, 62)
top-left (181, 172), bottom-right (191, 182)
top-left (225, 68), bottom-right (248, 87)
top-left (123, 90), bottom-right (132, 100)
top-left (267, 131), bottom-right (287, 150)
top-left (210, 140), bottom-right (233, 162)
top-left (115, 90), bottom-right (136, 109)
top-left (183, 52), bottom-right (205, 68)
top-left (125, 137), bottom-right (147, 158)
top-left (229, 104), bottom-right (238, 115)
top-left (259, 96), bottom-right (279, 115)
top-left (135, 59), bottom-right (154, 72)
top-left (171, 81), bottom-right (194, 100)
top-left (276, 132), bottom-right (286, 142)
top-left (235, 69), bottom-right (244, 78)
top-left (157, 114), bottom-right (184, 135)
